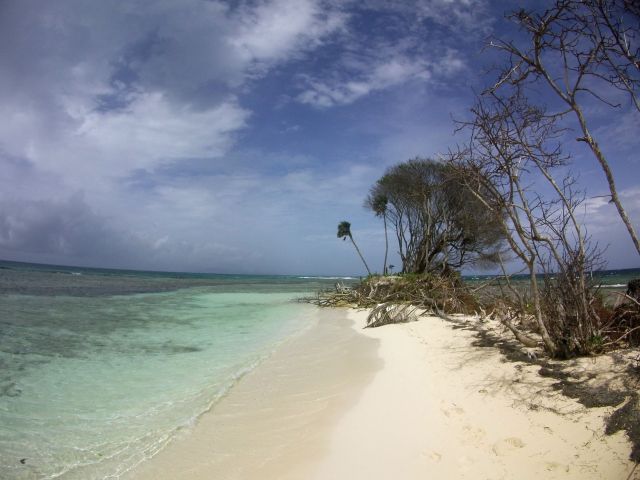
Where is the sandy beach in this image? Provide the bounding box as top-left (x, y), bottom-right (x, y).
top-left (130, 307), bottom-right (639, 480)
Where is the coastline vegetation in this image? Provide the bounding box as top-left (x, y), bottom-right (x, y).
top-left (313, 1), bottom-right (640, 458)
top-left (318, 0), bottom-right (639, 361)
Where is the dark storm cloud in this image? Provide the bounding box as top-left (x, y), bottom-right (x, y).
top-left (0, 194), bottom-right (138, 266)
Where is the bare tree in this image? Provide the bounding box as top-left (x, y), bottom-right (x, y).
top-left (489, 0), bottom-right (640, 255)
top-left (452, 89), bottom-right (604, 358)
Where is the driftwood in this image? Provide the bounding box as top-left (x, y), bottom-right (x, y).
top-left (499, 313), bottom-right (540, 348)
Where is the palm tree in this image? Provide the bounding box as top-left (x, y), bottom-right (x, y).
top-left (337, 221), bottom-right (372, 275)
top-left (371, 194), bottom-right (389, 275)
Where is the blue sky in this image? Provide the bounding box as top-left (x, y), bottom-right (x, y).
top-left (0, 0), bottom-right (638, 275)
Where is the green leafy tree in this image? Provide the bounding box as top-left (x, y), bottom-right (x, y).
top-left (366, 158), bottom-right (503, 274)
top-left (337, 221), bottom-right (372, 275)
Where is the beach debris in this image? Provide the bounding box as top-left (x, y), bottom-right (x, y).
top-left (365, 303), bottom-right (417, 328)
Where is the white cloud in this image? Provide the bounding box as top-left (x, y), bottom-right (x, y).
top-left (231, 0), bottom-right (347, 63)
top-left (0, 91), bottom-right (250, 195)
top-left (415, 0), bottom-right (491, 32)
top-left (0, 0), bottom-right (356, 210)
top-left (290, 0), bottom-right (487, 109)
top-left (583, 188), bottom-right (640, 228)
top-left (579, 188), bottom-right (640, 268)
top-left (77, 93), bottom-right (249, 171)
top-left (297, 55), bottom-right (436, 107)
top-left (0, 0), bottom-right (346, 180)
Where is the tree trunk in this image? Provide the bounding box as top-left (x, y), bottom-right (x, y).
top-left (350, 235), bottom-right (372, 276)
top-left (572, 105), bottom-right (640, 256)
top-left (529, 267), bottom-right (558, 356)
top-left (383, 215), bottom-right (389, 275)
top-left (501, 316), bottom-right (540, 348)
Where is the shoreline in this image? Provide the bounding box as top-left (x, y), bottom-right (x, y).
top-left (129, 307), bottom-right (639, 479)
top-left (127, 307), bottom-right (381, 479)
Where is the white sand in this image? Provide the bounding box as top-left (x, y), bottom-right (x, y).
top-left (131, 307), bottom-right (639, 479)
top-left (308, 309), bottom-right (638, 479)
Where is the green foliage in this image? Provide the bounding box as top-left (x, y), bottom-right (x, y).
top-left (370, 194), bottom-right (388, 217)
top-left (337, 221), bottom-right (351, 240)
top-left (589, 335), bottom-right (604, 351)
top-left (365, 158), bottom-right (504, 275)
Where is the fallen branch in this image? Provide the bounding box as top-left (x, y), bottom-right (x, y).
top-left (365, 303), bottom-right (418, 328)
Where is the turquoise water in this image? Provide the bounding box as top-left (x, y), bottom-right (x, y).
top-left (0, 261), bottom-right (351, 479)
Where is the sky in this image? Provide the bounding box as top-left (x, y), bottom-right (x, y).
top-left (0, 0), bottom-right (638, 276)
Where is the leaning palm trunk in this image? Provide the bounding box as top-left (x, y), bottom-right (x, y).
top-left (350, 234), bottom-right (372, 276)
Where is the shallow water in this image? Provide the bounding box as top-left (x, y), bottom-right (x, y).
top-left (0, 262), bottom-right (346, 479)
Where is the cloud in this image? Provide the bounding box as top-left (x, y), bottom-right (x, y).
top-left (0, 0), bottom-right (346, 180)
top-left (0, 190), bottom-right (265, 272)
top-left (583, 188), bottom-right (640, 228)
top-left (293, 1), bottom-right (473, 109)
top-left (358, 0), bottom-right (492, 34)
top-left (297, 56), bottom-right (434, 107)
top-left (8, 0), bottom-right (634, 277)
top-left (88, 159), bottom-right (383, 273)
top-left (231, 0), bottom-right (347, 64)
top-left (0, 194), bottom-right (137, 265)
top-left (593, 108), bottom-right (640, 160)
top-left (414, 0), bottom-right (492, 32)
top-left (76, 93), bottom-right (249, 175)
top-left (0, 0), bottom-right (364, 274)
top-left (581, 188), bottom-right (640, 268)
top-left (0, 151), bottom-right (384, 274)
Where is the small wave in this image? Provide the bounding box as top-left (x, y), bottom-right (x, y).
top-left (602, 283), bottom-right (627, 288)
top-left (70, 272), bottom-right (82, 276)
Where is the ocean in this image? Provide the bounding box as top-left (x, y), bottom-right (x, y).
top-left (463, 267), bottom-right (640, 290)
top-left (0, 261), bottom-right (354, 480)
top-left (2, 261), bottom-right (638, 479)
